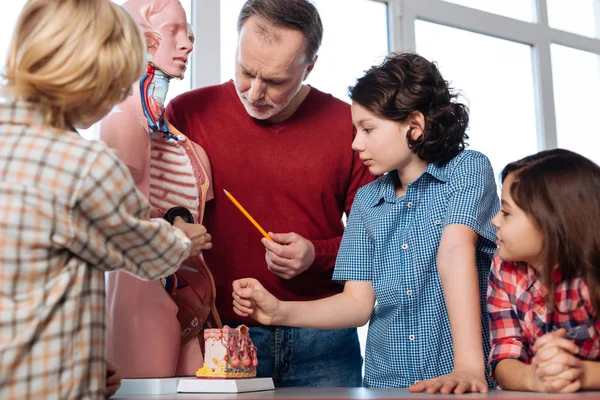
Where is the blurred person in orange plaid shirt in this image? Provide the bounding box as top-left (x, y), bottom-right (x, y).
top-left (488, 149), bottom-right (600, 393)
top-left (0, 0), bottom-right (200, 398)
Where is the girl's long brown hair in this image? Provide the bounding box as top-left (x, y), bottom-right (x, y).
top-left (501, 149), bottom-right (600, 316)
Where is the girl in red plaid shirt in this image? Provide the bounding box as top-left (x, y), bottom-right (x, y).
top-left (488, 148), bottom-right (600, 393)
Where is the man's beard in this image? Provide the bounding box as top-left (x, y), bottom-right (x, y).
top-left (234, 84), bottom-right (301, 121)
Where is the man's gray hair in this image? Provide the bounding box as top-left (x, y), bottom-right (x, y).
top-left (237, 0), bottom-right (323, 62)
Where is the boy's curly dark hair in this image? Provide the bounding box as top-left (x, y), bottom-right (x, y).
top-left (349, 53), bottom-right (469, 163)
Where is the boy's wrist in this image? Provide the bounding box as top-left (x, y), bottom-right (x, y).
top-left (453, 358), bottom-right (485, 376)
top-left (453, 364), bottom-right (485, 379)
top-left (271, 300), bottom-right (287, 326)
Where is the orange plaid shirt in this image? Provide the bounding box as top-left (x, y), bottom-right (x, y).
top-left (0, 100), bottom-right (191, 399)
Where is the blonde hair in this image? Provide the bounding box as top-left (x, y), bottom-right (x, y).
top-left (2, 0), bottom-right (146, 130)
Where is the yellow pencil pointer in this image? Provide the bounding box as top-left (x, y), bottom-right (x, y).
top-left (223, 189), bottom-right (273, 241)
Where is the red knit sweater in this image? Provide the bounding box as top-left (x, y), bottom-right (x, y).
top-left (165, 81), bottom-right (372, 324)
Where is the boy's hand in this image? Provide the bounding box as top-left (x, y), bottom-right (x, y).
top-left (232, 278), bottom-right (281, 325)
top-left (173, 217), bottom-right (212, 256)
top-left (408, 368), bottom-right (488, 394)
top-left (105, 360), bottom-right (122, 398)
top-left (531, 328), bottom-right (583, 393)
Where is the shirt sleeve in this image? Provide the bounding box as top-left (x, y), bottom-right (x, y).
top-left (332, 190), bottom-right (373, 282)
top-left (487, 257), bottom-right (530, 372)
top-left (310, 126), bottom-right (373, 273)
top-left (68, 147), bottom-right (191, 280)
top-left (444, 151), bottom-right (499, 249)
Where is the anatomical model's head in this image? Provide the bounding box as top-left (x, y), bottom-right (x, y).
top-left (122, 0), bottom-right (193, 79)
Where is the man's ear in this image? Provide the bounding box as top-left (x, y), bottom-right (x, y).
top-left (144, 32), bottom-right (162, 56)
top-left (303, 55), bottom-right (318, 80)
top-left (408, 111), bottom-right (425, 141)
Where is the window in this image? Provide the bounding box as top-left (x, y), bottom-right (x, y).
top-left (400, 0), bottom-right (600, 174)
top-left (552, 44), bottom-right (600, 164)
top-left (548, 0), bottom-right (600, 38)
top-left (0, 2), bottom-right (28, 71)
top-left (415, 21), bottom-right (538, 179)
top-left (443, 0), bottom-right (535, 22)
top-left (304, 0), bottom-right (389, 103)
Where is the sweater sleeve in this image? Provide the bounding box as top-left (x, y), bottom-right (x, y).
top-left (310, 236), bottom-right (342, 274)
top-left (310, 126), bottom-right (373, 274)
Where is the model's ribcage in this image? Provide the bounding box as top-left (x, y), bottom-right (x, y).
top-left (149, 133), bottom-right (202, 222)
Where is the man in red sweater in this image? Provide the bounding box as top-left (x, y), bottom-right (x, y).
top-left (165, 0), bottom-right (371, 387)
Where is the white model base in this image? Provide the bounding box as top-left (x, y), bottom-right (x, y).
top-left (114, 377), bottom-right (180, 396)
top-left (114, 377), bottom-right (275, 396)
top-left (177, 377), bottom-right (275, 393)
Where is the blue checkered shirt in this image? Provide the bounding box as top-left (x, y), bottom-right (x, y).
top-left (333, 150), bottom-right (499, 388)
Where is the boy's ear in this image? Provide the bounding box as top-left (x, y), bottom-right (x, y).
top-left (408, 111), bottom-right (425, 141)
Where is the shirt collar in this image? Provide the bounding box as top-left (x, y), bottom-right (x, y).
top-left (424, 161), bottom-right (449, 183)
top-left (524, 263), bottom-right (564, 293)
top-left (370, 161), bottom-right (448, 207)
top-left (0, 98), bottom-right (46, 128)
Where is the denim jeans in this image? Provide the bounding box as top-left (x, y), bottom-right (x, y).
top-left (225, 321), bottom-right (362, 387)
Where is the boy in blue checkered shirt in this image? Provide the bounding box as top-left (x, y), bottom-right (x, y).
top-left (232, 53), bottom-right (499, 392)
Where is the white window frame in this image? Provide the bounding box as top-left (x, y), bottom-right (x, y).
top-left (192, 0), bottom-right (600, 152)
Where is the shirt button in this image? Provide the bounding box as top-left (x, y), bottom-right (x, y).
top-left (435, 219), bottom-right (441, 225)
top-left (407, 201), bottom-right (413, 208)
top-left (401, 243), bottom-right (408, 250)
top-left (407, 289), bottom-right (413, 296)
top-left (409, 334), bottom-right (415, 341)
top-left (414, 380), bottom-right (420, 384)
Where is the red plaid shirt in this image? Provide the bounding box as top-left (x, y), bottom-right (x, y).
top-left (487, 255), bottom-right (600, 372)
